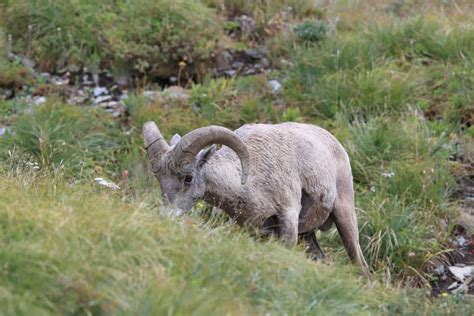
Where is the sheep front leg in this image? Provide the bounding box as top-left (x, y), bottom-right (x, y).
top-left (278, 210), bottom-right (299, 248)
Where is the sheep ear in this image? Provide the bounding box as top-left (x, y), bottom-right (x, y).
top-left (170, 134), bottom-right (181, 146)
top-left (196, 145), bottom-right (217, 169)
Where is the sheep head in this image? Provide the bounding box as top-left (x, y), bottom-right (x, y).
top-left (143, 121), bottom-right (250, 215)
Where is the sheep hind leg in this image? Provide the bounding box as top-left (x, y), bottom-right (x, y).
top-left (299, 230), bottom-right (325, 261)
top-left (278, 210), bottom-right (299, 248)
top-left (332, 199), bottom-right (370, 277)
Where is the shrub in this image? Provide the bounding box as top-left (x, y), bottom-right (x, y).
top-left (293, 20), bottom-right (327, 42)
top-left (2, 0), bottom-right (222, 78)
top-left (100, 0), bottom-right (223, 78)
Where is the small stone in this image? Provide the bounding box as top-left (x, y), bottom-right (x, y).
top-left (4, 89), bottom-right (13, 99)
top-left (232, 61), bottom-right (245, 69)
top-left (448, 265), bottom-right (474, 282)
top-left (82, 74), bottom-right (94, 85)
top-left (224, 70), bottom-right (237, 77)
top-left (51, 76), bottom-right (68, 86)
top-left (33, 96), bottom-right (46, 105)
top-left (101, 101), bottom-right (120, 109)
top-left (94, 177), bottom-right (120, 190)
top-left (268, 79), bottom-right (282, 93)
top-left (243, 68), bottom-right (256, 76)
top-left (434, 265), bottom-right (445, 275)
top-left (455, 236), bottom-right (467, 247)
top-left (447, 281), bottom-right (459, 291)
top-left (163, 86), bottom-right (190, 101)
top-left (169, 76), bottom-right (178, 84)
top-left (93, 86), bottom-right (108, 97)
top-left (94, 95), bottom-right (112, 104)
top-left (245, 47), bottom-right (266, 60)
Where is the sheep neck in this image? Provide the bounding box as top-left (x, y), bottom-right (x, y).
top-left (202, 151), bottom-right (247, 220)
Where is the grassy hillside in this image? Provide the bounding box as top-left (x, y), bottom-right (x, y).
top-left (0, 171), bottom-right (471, 315)
top-left (1, 0), bottom-right (473, 314)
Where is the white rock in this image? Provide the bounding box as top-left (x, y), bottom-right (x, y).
top-left (93, 86), bottom-right (108, 97)
top-left (33, 96), bottom-right (46, 105)
top-left (143, 90), bottom-right (160, 99)
top-left (51, 76), bottom-right (68, 86)
top-left (448, 265), bottom-right (473, 282)
top-left (163, 86), bottom-right (190, 100)
top-left (268, 79), bottom-right (282, 93)
top-left (447, 281), bottom-right (459, 290)
top-left (94, 178), bottom-right (120, 190)
top-left (455, 236), bottom-right (467, 247)
top-left (94, 95), bottom-right (112, 104)
top-left (434, 265), bottom-right (445, 275)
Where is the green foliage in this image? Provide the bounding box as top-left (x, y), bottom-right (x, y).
top-left (285, 17), bottom-right (474, 119)
top-left (281, 107), bottom-right (302, 122)
top-left (2, 0), bottom-right (222, 76)
top-left (294, 20), bottom-right (327, 42)
top-left (0, 102), bottom-right (129, 178)
top-left (0, 31), bottom-right (33, 89)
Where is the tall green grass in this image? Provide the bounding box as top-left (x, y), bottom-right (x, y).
top-left (0, 102), bottom-right (130, 179)
top-left (1, 2), bottom-right (473, 312)
top-left (0, 173), bottom-right (471, 315)
top-left (284, 17), bottom-right (474, 119)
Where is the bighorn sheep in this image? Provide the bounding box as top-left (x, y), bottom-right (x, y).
top-left (143, 121), bottom-right (369, 276)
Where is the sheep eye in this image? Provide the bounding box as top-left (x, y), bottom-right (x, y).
top-left (184, 175), bottom-right (193, 185)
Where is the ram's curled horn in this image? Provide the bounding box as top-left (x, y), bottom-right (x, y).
top-left (142, 121), bottom-right (169, 172)
top-left (171, 125), bottom-right (250, 185)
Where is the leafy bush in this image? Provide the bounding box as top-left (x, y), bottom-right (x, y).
top-left (294, 20), bottom-right (327, 42)
top-left (100, 0), bottom-right (222, 78)
top-left (2, 0), bottom-right (222, 78)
